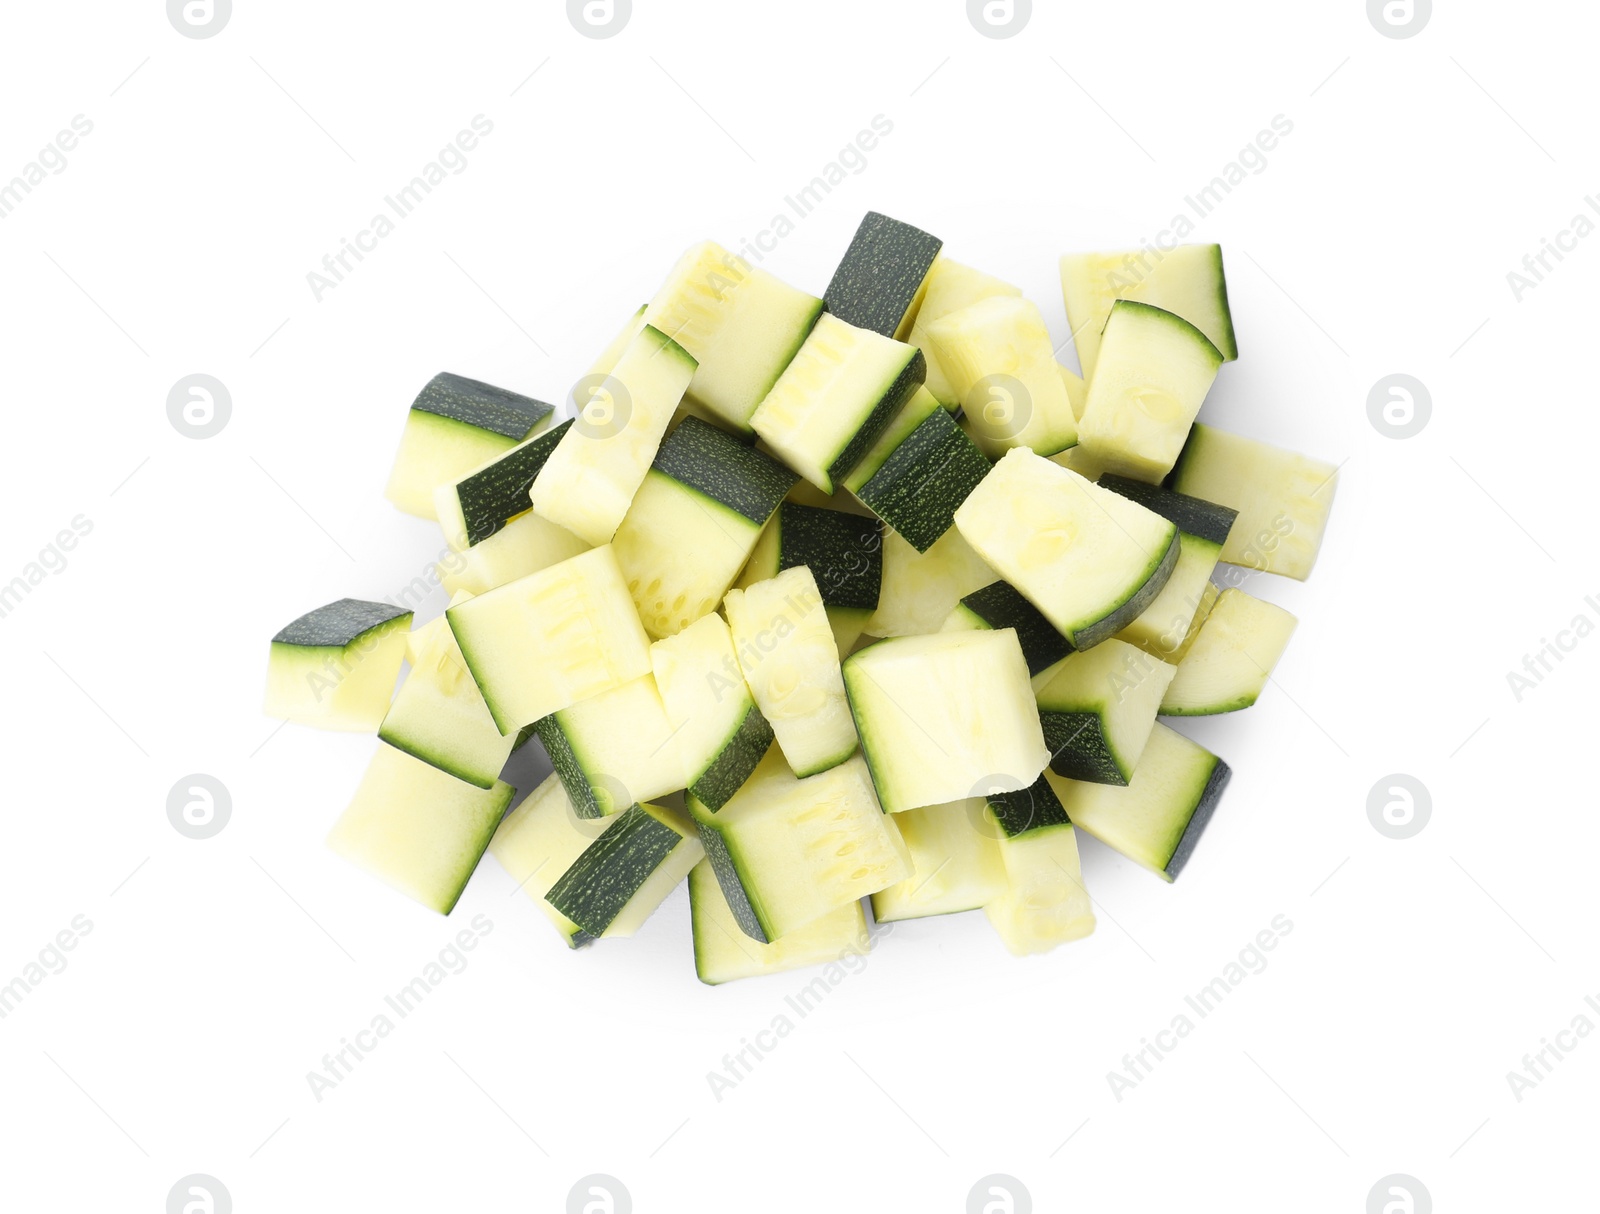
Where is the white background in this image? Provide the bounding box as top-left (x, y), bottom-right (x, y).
top-left (0, 1), bottom-right (1592, 1210)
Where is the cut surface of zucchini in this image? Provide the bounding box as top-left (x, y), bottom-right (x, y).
top-left (843, 629), bottom-right (1048, 815)
top-left (488, 774), bottom-right (612, 947)
top-left (870, 799), bottom-right (1006, 923)
top-left (689, 747), bottom-right (908, 942)
top-left (385, 373), bottom-right (555, 518)
top-left (865, 525), bottom-right (995, 638)
top-left (1160, 588), bottom-right (1297, 715)
top-left (942, 581), bottom-right (1073, 676)
top-left (690, 861), bottom-right (869, 985)
top-left (1077, 300), bottom-right (1223, 483)
top-left (1168, 424), bottom-right (1339, 581)
top-left (1034, 640), bottom-right (1175, 785)
top-left (529, 324), bottom-right (698, 546)
top-left (824, 211), bottom-right (943, 340)
top-left (264, 599), bottom-right (413, 732)
top-left (533, 673), bottom-right (688, 818)
top-left (544, 801), bottom-right (703, 938)
top-left (435, 419), bottom-right (573, 550)
top-left (984, 817), bottom-right (1095, 957)
top-left (327, 742), bottom-right (513, 915)
top-left (436, 509), bottom-right (591, 597)
top-left (725, 566), bottom-right (858, 777)
top-left (650, 613), bottom-right (773, 812)
top-left (927, 295), bottom-right (1078, 458)
top-left (1060, 243), bottom-right (1236, 378)
top-left (379, 591), bottom-right (526, 788)
top-left (612, 416), bottom-right (797, 638)
top-left (906, 258), bottom-right (1023, 408)
top-left (1045, 724), bottom-right (1230, 881)
top-left (643, 241), bottom-right (824, 431)
top-left (751, 313), bottom-right (926, 494)
top-left (446, 545), bottom-right (652, 734)
top-left (954, 449), bottom-right (1179, 649)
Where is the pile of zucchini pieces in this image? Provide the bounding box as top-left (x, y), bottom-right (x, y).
top-left (264, 213), bottom-right (1337, 983)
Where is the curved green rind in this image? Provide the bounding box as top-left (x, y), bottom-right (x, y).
top-left (654, 417), bottom-right (798, 524)
top-left (825, 348), bottom-right (927, 489)
top-left (1070, 528), bottom-right (1181, 650)
top-left (959, 582), bottom-right (1073, 675)
top-left (1159, 690), bottom-right (1261, 717)
top-left (688, 703), bottom-right (774, 813)
top-left (689, 802), bottom-right (770, 942)
top-left (412, 372), bottom-right (553, 440)
top-left (1107, 299), bottom-right (1224, 364)
top-left (1097, 474), bottom-right (1238, 548)
top-left (455, 419), bottom-right (573, 546)
top-left (857, 407), bottom-right (989, 553)
top-left (531, 715), bottom-right (603, 819)
top-left (773, 503), bottom-right (882, 611)
top-left (544, 805), bottom-right (681, 935)
top-left (1165, 757), bottom-right (1231, 880)
top-left (1042, 711), bottom-right (1128, 786)
top-left (272, 599), bottom-right (411, 648)
top-left (986, 774), bottom-right (1071, 837)
top-left (824, 212), bottom-right (943, 338)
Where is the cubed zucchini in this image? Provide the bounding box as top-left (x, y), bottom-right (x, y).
top-left (824, 211), bottom-right (943, 340)
top-left (264, 598), bottom-right (413, 732)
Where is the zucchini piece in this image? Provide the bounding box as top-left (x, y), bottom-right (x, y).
top-left (436, 509), bottom-right (591, 597)
top-left (865, 525), bottom-right (995, 638)
top-left (1160, 589), bottom-right (1297, 715)
top-left (843, 629), bottom-right (1048, 815)
top-left (840, 385), bottom-right (941, 493)
top-left (906, 258), bottom-right (1023, 409)
top-left (1171, 582), bottom-right (1220, 665)
top-left (751, 313), bottom-right (926, 494)
top-left (942, 581), bottom-right (1074, 677)
top-left (327, 742), bottom-right (514, 915)
top-left (1059, 362), bottom-right (1087, 421)
top-left (446, 546), bottom-right (652, 733)
top-left (824, 211), bottom-right (943, 340)
top-left (847, 400), bottom-right (990, 553)
top-left (1034, 640), bottom-right (1175, 785)
top-left (1044, 724), bottom-right (1230, 881)
top-left (264, 599), bottom-right (413, 732)
top-left (1077, 301), bottom-right (1223, 483)
top-left (385, 373), bottom-right (554, 518)
top-left (688, 747), bottom-right (909, 942)
top-left (1167, 424), bottom-right (1339, 581)
top-left (612, 417), bottom-right (797, 638)
top-left (580, 304), bottom-right (647, 405)
top-left (690, 860), bottom-right (870, 985)
top-left (926, 296), bottom-right (1078, 458)
top-left (1060, 243), bottom-right (1237, 378)
top-left (736, 501), bottom-right (883, 662)
top-left (869, 799), bottom-right (1006, 923)
top-left (379, 591), bottom-right (527, 788)
top-left (529, 325), bottom-right (698, 546)
top-left (1097, 475), bottom-right (1236, 659)
top-left (643, 241), bottom-right (824, 432)
top-left (650, 613), bottom-right (774, 812)
top-left (725, 566), bottom-right (857, 777)
top-left (532, 674), bottom-right (688, 818)
top-left (544, 801), bottom-right (703, 938)
top-left (489, 773), bottom-right (611, 948)
top-left (434, 420), bottom-right (573, 550)
top-left (984, 813), bottom-right (1095, 957)
top-left (954, 449), bottom-right (1180, 649)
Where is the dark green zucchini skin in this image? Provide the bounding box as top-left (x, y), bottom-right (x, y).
top-left (856, 407), bottom-right (989, 553)
top-left (454, 420), bottom-right (572, 546)
top-left (959, 582), bottom-right (1074, 676)
top-left (985, 774), bottom-right (1072, 838)
top-left (531, 713), bottom-right (605, 818)
top-left (825, 348), bottom-right (926, 488)
top-left (544, 805), bottom-right (683, 935)
top-left (824, 212), bottom-right (943, 338)
top-left (1100, 474), bottom-right (1238, 546)
top-left (272, 598), bottom-right (411, 648)
top-left (688, 704), bottom-right (774, 814)
top-left (1042, 712), bottom-right (1125, 786)
top-left (1165, 756), bottom-right (1231, 879)
top-left (412, 372), bottom-right (554, 440)
top-left (692, 812), bottom-right (769, 942)
top-left (772, 503), bottom-right (882, 612)
top-left (654, 417), bottom-right (798, 524)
